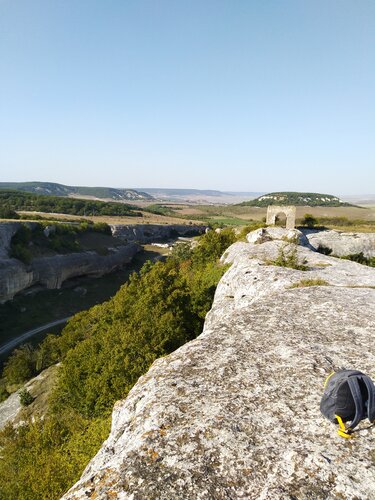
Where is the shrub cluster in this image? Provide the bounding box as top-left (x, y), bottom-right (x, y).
top-left (267, 244), bottom-right (309, 271)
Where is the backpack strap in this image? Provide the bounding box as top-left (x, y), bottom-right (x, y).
top-left (362, 376), bottom-right (375, 422)
top-left (346, 377), bottom-right (364, 431)
top-left (336, 415), bottom-right (354, 439)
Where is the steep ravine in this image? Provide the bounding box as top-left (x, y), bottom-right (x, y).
top-left (63, 227), bottom-right (375, 499)
top-left (0, 222), bottom-right (206, 303)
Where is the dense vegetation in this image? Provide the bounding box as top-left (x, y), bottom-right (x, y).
top-left (299, 214), bottom-right (375, 229)
top-left (143, 204), bottom-right (177, 216)
top-left (0, 182), bottom-right (153, 201)
top-left (239, 192), bottom-right (352, 207)
top-left (0, 228), bottom-right (236, 499)
top-left (10, 221), bottom-right (112, 263)
top-left (0, 190), bottom-right (142, 217)
top-left (342, 252), bottom-right (375, 267)
top-left (267, 243), bottom-right (308, 271)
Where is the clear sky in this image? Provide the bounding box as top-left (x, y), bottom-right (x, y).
top-left (0, 0), bottom-right (374, 194)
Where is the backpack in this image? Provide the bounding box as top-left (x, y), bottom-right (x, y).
top-left (320, 369), bottom-right (375, 438)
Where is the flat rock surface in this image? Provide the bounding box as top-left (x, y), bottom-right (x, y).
top-left (303, 229), bottom-right (375, 257)
top-left (63, 228), bottom-right (375, 499)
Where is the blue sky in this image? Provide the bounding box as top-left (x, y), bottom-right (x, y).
top-left (0, 0), bottom-right (374, 194)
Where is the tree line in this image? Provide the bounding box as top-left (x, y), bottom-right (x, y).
top-left (0, 189), bottom-right (141, 217)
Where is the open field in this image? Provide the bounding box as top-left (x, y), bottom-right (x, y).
top-left (16, 209), bottom-right (199, 226)
top-left (146, 204), bottom-right (375, 231)
top-left (9, 202), bottom-right (375, 231)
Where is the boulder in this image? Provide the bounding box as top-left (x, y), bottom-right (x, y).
top-left (63, 228), bottom-right (375, 499)
top-left (246, 226), bottom-right (304, 244)
top-left (303, 229), bottom-right (375, 258)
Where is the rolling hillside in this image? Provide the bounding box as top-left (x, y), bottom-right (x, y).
top-left (239, 192), bottom-right (353, 207)
top-left (0, 182), bottom-right (153, 202)
top-left (0, 190), bottom-right (142, 217)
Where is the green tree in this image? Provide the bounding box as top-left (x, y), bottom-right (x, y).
top-left (301, 213), bottom-right (317, 228)
top-left (2, 344), bottom-right (37, 385)
top-left (19, 388), bottom-right (34, 406)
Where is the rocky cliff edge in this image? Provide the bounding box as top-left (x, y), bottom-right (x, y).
top-left (63, 227), bottom-right (375, 499)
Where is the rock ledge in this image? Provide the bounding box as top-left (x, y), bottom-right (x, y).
top-left (64, 228), bottom-right (375, 499)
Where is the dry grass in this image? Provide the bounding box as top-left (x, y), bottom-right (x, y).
top-left (13, 203), bottom-right (375, 230)
top-left (290, 279), bottom-right (330, 288)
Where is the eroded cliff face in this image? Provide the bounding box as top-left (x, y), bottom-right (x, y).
top-left (110, 224), bottom-right (206, 243)
top-left (0, 222), bottom-right (206, 303)
top-left (64, 227), bottom-right (375, 499)
top-left (0, 244), bottom-right (140, 303)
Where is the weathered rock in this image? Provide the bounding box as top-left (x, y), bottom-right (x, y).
top-left (0, 365), bottom-right (59, 430)
top-left (0, 244), bottom-right (140, 303)
top-left (63, 228), bottom-right (375, 499)
top-left (303, 228), bottom-right (375, 258)
top-left (110, 224), bottom-right (206, 243)
top-left (246, 227), bottom-right (303, 244)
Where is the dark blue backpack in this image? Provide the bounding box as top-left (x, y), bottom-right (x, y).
top-left (320, 369), bottom-right (375, 438)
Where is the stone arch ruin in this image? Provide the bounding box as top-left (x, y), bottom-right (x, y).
top-left (266, 205), bottom-right (296, 230)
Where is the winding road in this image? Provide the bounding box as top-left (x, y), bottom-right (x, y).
top-left (0, 317), bottom-right (71, 356)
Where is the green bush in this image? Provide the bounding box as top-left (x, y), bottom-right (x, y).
top-left (268, 244), bottom-right (308, 271)
top-left (0, 413), bottom-right (110, 500)
top-left (317, 244), bottom-right (332, 255)
top-left (171, 241), bottom-right (193, 261)
top-left (342, 252), bottom-right (375, 267)
top-left (301, 213), bottom-right (317, 227)
top-left (0, 207), bottom-right (19, 219)
top-left (0, 382), bottom-right (9, 403)
top-left (10, 242), bottom-right (32, 264)
top-left (2, 344), bottom-right (37, 385)
top-left (19, 388), bottom-right (34, 406)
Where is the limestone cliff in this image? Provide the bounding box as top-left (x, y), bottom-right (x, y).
top-left (0, 222), bottom-right (206, 303)
top-left (110, 223), bottom-right (206, 243)
top-left (64, 228), bottom-right (375, 499)
top-left (0, 244), bottom-right (140, 303)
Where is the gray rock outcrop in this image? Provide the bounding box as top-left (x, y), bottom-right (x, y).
top-left (0, 244), bottom-right (140, 303)
top-left (303, 229), bottom-right (375, 258)
top-left (110, 224), bottom-right (206, 243)
top-left (63, 228), bottom-right (375, 499)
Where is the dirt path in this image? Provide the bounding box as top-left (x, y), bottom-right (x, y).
top-left (0, 317), bottom-right (70, 355)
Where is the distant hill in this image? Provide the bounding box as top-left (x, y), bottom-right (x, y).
top-left (0, 190), bottom-right (142, 217)
top-left (140, 188), bottom-right (262, 197)
top-left (139, 188), bottom-right (263, 203)
top-left (0, 182), bottom-right (153, 202)
top-left (239, 192), bottom-right (353, 207)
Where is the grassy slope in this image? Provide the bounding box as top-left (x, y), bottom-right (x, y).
top-left (0, 182), bottom-right (153, 201)
top-left (238, 191), bottom-right (353, 207)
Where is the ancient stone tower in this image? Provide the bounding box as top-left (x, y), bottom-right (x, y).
top-left (266, 205), bottom-right (296, 230)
